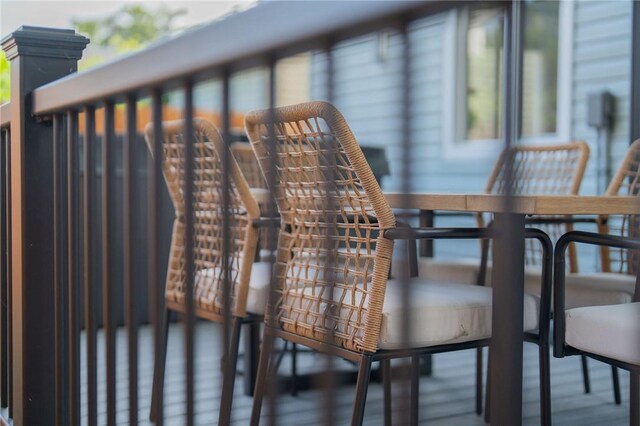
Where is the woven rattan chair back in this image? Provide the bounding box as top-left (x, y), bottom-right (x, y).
top-left (599, 139), bottom-right (640, 275)
top-left (245, 101), bottom-right (396, 353)
top-left (231, 142), bottom-right (274, 254)
top-left (482, 142), bottom-right (589, 272)
top-left (143, 118), bottom-right (261, 318)
top-left (231, 142), bottom-right (267, 189)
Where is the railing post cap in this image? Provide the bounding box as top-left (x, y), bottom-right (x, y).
top-left (1, 25), bottom-right (89, 61)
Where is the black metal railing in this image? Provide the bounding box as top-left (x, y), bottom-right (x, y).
top-left (0, 1), bottom-right (604, 425)
top-left (0, 115), bottom-right (11, 422)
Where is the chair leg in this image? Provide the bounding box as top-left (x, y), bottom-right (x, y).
top-left (484, 350), bottom-right (491, 424)
top-left (382, 359), bottom-right (392, 426)
top-left (612, 365), bottom-right (622, 405)
top-left (150, 308), bottom-right (170, 422)
top-left (351, 355), bottom-right (373, 426)
top-left (476, 347), bottom-right (483, 415)
top-left (218, 317), bottom-right (243, 426)
top-left (581, 355), bottom-right (591, 394)
top-left (290, 343), bottom-right (298, 397)
top-left (250, 328), bottom-right (275, 426)
top-left (243, 320), bottom-right (261, 396)
top-left (538, 342), bottom-right (551, 426)
top-left (631, 372), bottom-right (639, 426)
top-left (410, 355), bottom-right (420, 426)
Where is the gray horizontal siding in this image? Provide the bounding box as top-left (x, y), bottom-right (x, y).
top-left (308, 0), bottom-right (633, 267)
top-left (311, 13), bottom-right (497, 195)
top-left (550, 0), bottom-right (631, 272)
top-left (571, 0), bottom-right (632, 202)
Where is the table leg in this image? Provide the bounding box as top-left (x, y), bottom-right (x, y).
top-left (489, 213), bottom-right (525, 425)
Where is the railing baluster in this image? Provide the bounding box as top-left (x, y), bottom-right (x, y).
top-left (0, 127), bottom-right (7, 410)
top-left (321, 40), bottom-right (337, 426)
top-left (398, 21), bottom-right (415, 426)
top-left (183, 80), bottom-right (196, 426)
top-left (83, 105), bottom-right (97, 426)
top-left (149, 90), bottom-right (164, 426)
top-left (67, 109), bottom-right (80, 426)
top-left (5, 127), bottom-right (11, 420)
top-left (124, 95), bottom-right (139, 425)
top-left (53, 113), bottom-right (68, 426)
top-left (219, 69), bottom-right (233, 424)
top-left (102, 100), bottom-right (117, 425)
top-left (265, 55), bottom-right (279, 426)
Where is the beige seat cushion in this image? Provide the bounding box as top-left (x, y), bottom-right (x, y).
top-left (565, 302), bottom-right (640, 366)
top-left (417, 258), bottom-right (545, 291)
top-left (418, 258), bottom-right (634, 310)
top-left (279, 266), bottom-right (539, 350)
top-left (563, 272), bottom-right (636, 309)
top-left (521, 270), bottom-right (634, 309)
top-left (245, 262), bottom-right (272, 314)
top-left (415, 257), bottom-right (483, 285)
top-left (378, 279), bottom-right (540, 349)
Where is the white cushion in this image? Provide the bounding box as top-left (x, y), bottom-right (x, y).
top-left (417, 260), bottom-right (633, 310)
top-left (415, 257), bottom-right (483, 285)
top-left (245, 262), bottom-right (272, 314)
top-left (565, 302), bottom-right (640, 366)
top-left (416, 258), bottom-right (544, 292)
top-left (563, 272), bottom-right (636, 309)
top-left (195, 262), bottom-right (272, 315)
top-left (519, 270), bottom-right (635, 309)
top-left (378, 279), bottom-right (540, 349)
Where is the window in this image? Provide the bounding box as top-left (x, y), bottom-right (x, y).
top-left (443, 1), bottom-right (572, 156)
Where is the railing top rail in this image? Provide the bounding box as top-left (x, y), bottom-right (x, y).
top-left (31, 0), bottom-right (485, 115)
top-left (0, 102), bottom-right (10, 128)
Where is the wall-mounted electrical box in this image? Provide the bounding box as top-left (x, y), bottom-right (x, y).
top-left (587, 91), bottom-right (614, 129)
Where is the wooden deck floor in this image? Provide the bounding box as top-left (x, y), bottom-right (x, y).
top-left (56, 322), bottom-right (633, 424)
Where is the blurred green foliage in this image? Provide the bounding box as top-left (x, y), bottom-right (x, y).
top-left (0, 5), bottom-right (186, 103)
top-left (73, 5), bottom-right (186, 53)
top-left (1, 53), bottom-right (9, 103)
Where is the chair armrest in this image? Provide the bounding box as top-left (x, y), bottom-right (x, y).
top-left (525, 216), bottom-right (600, 226)
top-left (383, 227), bottom-right (491, 241)
top-left (553, 231), bottom-right (640, 358)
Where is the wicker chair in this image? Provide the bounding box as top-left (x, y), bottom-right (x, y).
top-left (231, 141), bottom-right (267, 189)
top-left (143, 118), bottom-right (271, 425)
top-left (231, 142), bottom-right (278, 258)
top-left (244, 101), bottom-right (552, 425)
top-left (417, 142), bottom-right (589, 289)
top-left (559, 139), bottom-right (640, 404)
top-left (413, 142), bottom-right (590, 417)
top-left (554, 232), bottom-right (640, 425)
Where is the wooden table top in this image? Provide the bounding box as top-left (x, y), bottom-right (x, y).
top-left (251, 189), bottom-right (639, 216)
top-left (384, 192), bottom-right (640, 215)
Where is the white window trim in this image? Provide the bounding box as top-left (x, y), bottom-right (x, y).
top-left (442, 1), bottom-right (574, 159)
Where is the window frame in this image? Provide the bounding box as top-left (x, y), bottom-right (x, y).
top-left (442, 1), bottom-right (574, 159)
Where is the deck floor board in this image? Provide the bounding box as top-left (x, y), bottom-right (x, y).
top-left (16, 321), bottom-right (631, 425)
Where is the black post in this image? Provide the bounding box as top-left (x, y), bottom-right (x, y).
top-left (1, 26), bottom-right (88, 425)
top-left (631, 0), bottom-right (640, 144)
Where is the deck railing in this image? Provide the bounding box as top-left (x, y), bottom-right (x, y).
top-left (0, 1), bottom-right (555, 425)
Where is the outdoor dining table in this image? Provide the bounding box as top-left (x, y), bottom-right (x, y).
top-left (249, 188), bottom-right (638, 423)
top-left (384, 192), bottom-right (639, 424)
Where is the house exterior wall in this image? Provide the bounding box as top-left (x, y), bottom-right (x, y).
top-left (310, 0), bottom-right (634, 266)
top-left (571, 0), bottom-right (633, 195)
top-left (310, 14), bottom-right (496, 195)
